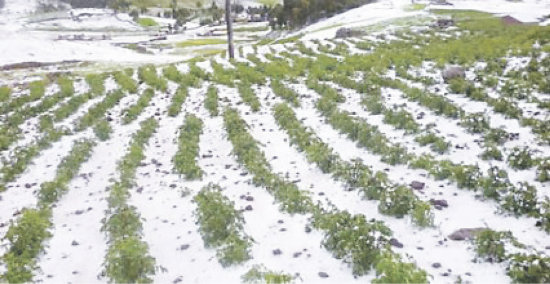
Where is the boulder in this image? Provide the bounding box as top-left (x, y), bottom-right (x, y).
top-left (448, 228), bottom-right (486, 241)
top-left (442, 66), bottom-right (466, 82)
top-left (335, 28), bottom-right (364, 39)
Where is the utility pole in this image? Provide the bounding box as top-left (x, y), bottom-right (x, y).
top-left (225, 0), bottom-right (235, 59)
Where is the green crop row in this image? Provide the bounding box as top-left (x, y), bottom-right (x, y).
top-left (138, 65), bottom-right (167, 92)
top-left (205, 85), bottom-right (219, 116)
top-left (223, 107), bottom-right (426, 280)
top-left (122, 88), bottom-right (155, 124)
top-left (173, 114), bottom-right (203, 180)
top-left (473, 229), bottom-right (550, 282)
top-left (194, 183), bottom-right (251, 266)
top-left (102, 118), bottom-right (158, 283)
top-left (1, 139), bottom-right (95, 283)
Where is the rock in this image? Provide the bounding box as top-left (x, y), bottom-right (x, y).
top-left (71, 240), bottom-right (80, 246)
top-left (432, 262), bottom-right (442, 269)
top-left (273, 249), bottom-right (282, 255)
top-left (334, 28), bottom-right (364, 39)
top-left (173, 276), bottom-right (183, 284)
top-left (245, 196), bottom-right (254, 201)
top-left (245, 205), bottom-right (253, 211)
top-left (389, 238), bottom-right (404, 248)
top-left (410, 181), bottom-right (425, 190)
top-left (448, 228), bottom-right (486, 241)
top-left (24, 183), bottom-right (32, 189)
top-left (74, 210), bottom-right (85, 215)
top-left (293, 252), bottom-right (302, 258)
top-left (430, 199), bottom-right (449, 208)
top-left (442, 66), bottom-right (465, 82)
top-left (179, 244), bottom-right (190, 250)
top-left (305, 226), bottom-right (312, 233)
top-left (318, 272), bottom-right (329, 278)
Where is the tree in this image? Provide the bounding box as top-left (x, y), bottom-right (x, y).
top-left (108, 0), bottom-right (130, 12)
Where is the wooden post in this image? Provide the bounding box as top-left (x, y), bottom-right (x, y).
top-left (225, 0), bottom-right (235, 59)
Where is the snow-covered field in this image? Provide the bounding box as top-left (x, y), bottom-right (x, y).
top-left (0, 0), bottom-right (550, 283)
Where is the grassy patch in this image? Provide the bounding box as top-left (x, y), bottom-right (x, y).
top-left (176, 39), bottom-right (227, 48)
top-left (137, 17), bottom-right (159, 27)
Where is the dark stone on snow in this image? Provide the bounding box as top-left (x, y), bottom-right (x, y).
top-left (432, 262), bottom-right (442, 269)
top-left (245, 205), bottom-right (253, 211)
top-left (410, 181), bottom-right (425, 190)
top-left (273, 249), bottom-right (282, 255)
top-left (390, 238), bottom-right (404, 248)
top-left (179, 244), bottom-right (190, 250)
top-left (430, 199), bottom-right (449, 208)
top-left (448, 228), bottom-right (485, 241)
top-left (318, 272), bottom-right (329, 278)
top-left (71, 240), bottom-right (79, 246)
top-left (442, 66), bottom-right (465, 82)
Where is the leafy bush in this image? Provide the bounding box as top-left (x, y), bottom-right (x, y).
top-left (57, 76), bottom-right (74, 97)
top-left (415, 133), bottom-right (450, 154)
top-left (113, 71), bottom-right (138, 93)
top-left (242, 265), bottom-right (293, 284)
top-left (373, 252), bottom-right (428, 283)
top-left (383, 108), bottom-right (419, 133)
top-left (481, 144), bottom-right (503, 161)
top-left (138, 65), bottom-right (167, 91)
top-left (54, 92), bottom-right (93, 122)
top-left (461, 113), bottom-right (490, 133)
top-left (507, 147), bottom-right (534, 170)
top-left (0, 85), bottom-right (11, 102)
top-left (508, 254), bottom-right (550, 283)
top-left (473, 229), bottom-right (515, 262)
top-left (536, 159), bottom-right (550, 182)
top-left (270, 79), bottom-right (300, 107)
top-left (104, 236), bottom-right (156, 283)
top-left (237, 82), bottom-right (261, 112)
top-left (85, 73), bottom-right (106, 95)
top-left (205, 85), bottom-right (219, 116)
top-left (501, 182), bottom-right (539, 217)
top-left (194, 183), bottom-right (251, 266)
top-left (76, 90), bottom-right (125, 131)
top-left (1, 209), bottom-right (52, 283)
top-left (378, 185), bottom-right (416, 218)
top-left (94, 119), bottom-right (112, 141)
top-left (173, 114), bottom-right (203, 180)
top-left (168, 86), bottom-right (188, 117)
top-left (312, 209), bottom-right (392, 276)
top-left (122, 88), bottom-right (155, 124)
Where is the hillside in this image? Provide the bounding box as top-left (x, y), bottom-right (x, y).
top-left (0, 0), bottom-right (550, 283)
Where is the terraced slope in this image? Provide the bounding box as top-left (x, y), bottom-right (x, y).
top-left (0, 9), bottom-right (549, 284)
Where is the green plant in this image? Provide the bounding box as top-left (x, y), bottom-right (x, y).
top-left (94, 119), bottom-right (112, 141)
top-left (168, 86), bottom-right (188, 117)
top-left (238, 81), bottom-right (261, 112)
top-left (501, 182), bottom-right (539, 217)
top-left (373, 252), bottom-right (428, 283)
top-left (508, 254), bottom-right (550, 283)
top-left (205, 85), bottom-right (219, 116)
top-left (507, 147), bottom-right (534, 170)
top-left (122, 88), bottom-right (155, 124)
top-left (173, 114), bottom-right (203, 180)
top-left (138, 65), bottom-right (167, 91)
top-left (0, 85), bottom-right (11, 102)
top-left (536, 158), bottom-right (550, 182)
top-left (85, 73), bottom-right (106, 95)
top-left (194, 183), bottom-right (251, 266)
top-left (473, 229), bottom-right (515, 263)
top-left (481, 144), bottom-right (503, 161)
top-left (113, 71), bottom-right (138, 93)
top-left (104, 236), bottom-right (156, 283)
top-left (242, 265), bottom-right (293, 284)
top-left (461, 113), bottom-right (490, 133)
